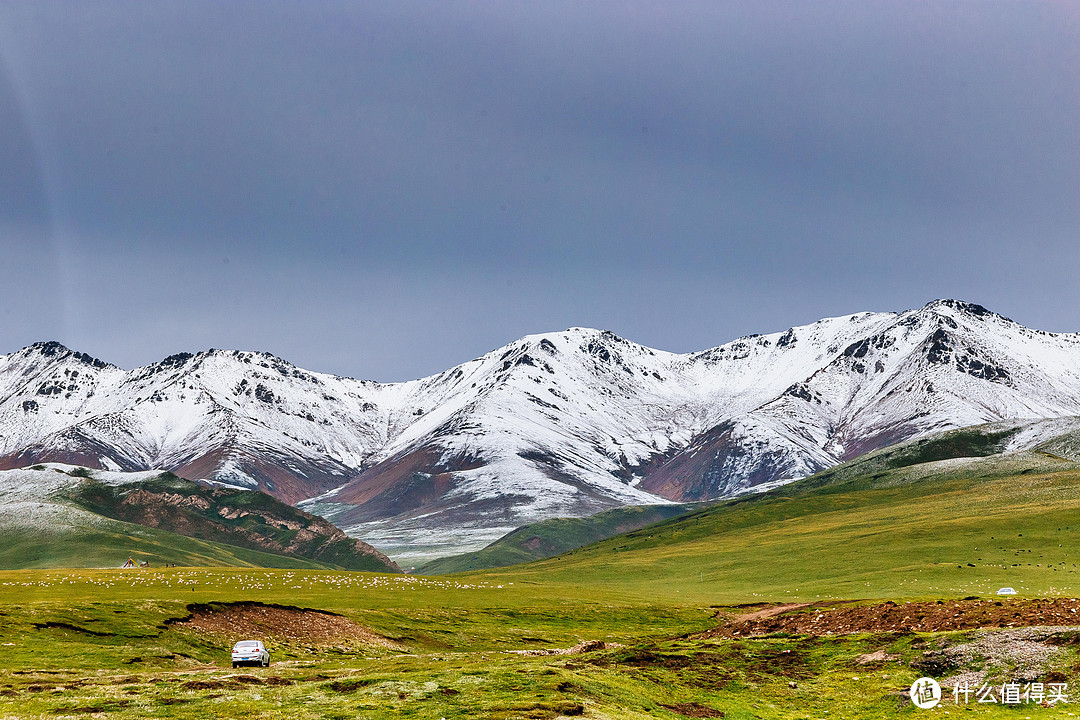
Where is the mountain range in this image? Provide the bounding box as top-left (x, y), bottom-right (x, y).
top-left (2, 299), bottom-right (1078, 562)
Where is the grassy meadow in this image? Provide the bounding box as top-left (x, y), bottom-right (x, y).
top-left (5, 440), bottom-right (1080, 717)
top-left (492, 449), bottom-right (1080, 605)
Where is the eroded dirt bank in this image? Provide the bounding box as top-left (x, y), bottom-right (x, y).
top-left (705, 598), bottom-right (1080, 638)
top-left (168, 601), bottom-right (402, 649)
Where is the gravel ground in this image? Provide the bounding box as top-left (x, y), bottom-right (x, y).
top-left (919, 626), bottom-right (1072, 687)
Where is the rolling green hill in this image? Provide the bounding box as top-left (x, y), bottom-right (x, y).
top-left (0, 465), bottom-right (399, 572)
top-left (784, 422), bottom-right (1027, 493)
top-left (59, 471), bottom-right (399, 572)
top-left (0, 515), bottom-right (350, 570)
top-left (417, 503), bottom-right (697, 574)
top-left (477, 422), bottom-right (1080, 604)
top-left (422, 421), bottom-right (1062, 578)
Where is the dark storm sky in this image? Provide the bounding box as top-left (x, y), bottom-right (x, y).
top-left (0, 1), bottom-right (1077, 380)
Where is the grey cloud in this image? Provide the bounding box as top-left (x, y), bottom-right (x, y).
top-left (0, 1), bottom-right (1076, 379)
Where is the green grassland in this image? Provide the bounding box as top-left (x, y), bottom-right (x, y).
top-left (418, 503), bottom-right (697, 574)
top-left (0, 518), bottom-right (336, 571)
top-left (1, 566), bottom-right (1077, 719)
top-left (5, 426), bottom-right (1080, 717)
top-left (0, 568), bottom-right (721, 719)
top-left (489, 442), bottom-right (1080, 605)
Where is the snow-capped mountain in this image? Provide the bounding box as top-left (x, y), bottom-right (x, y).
top-left (1, 300), bottom-right (1079, 561)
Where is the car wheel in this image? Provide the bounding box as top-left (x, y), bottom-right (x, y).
top-left (232, 662), bottom-right (238, 668)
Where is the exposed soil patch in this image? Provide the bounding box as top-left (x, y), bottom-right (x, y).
top-left (48, 700), bottom-right (132, 714)
top-left (732, 603), bottom-right (813, 623)
top-left (157, 697), bottom-right (192, 706)
top-left (168, 601), bottom-right (401, 649)
top-left (855, 649), bottom-right (900, 665)
top-left (612, 649), bottom-right (694, 669)
top-left (661, 702), bottom-right (724, 718)
top-left (298, 673), bottom-right (332, 682)
top-left (741, 646), bottom-right (815, 681)
top-left (505, 700), bottom-right (584, 718)
top-left (581, 644), bottom-right (811, 685)
top-left (704, 598), bottom-right (1080, 638)
top-left (181, 678), bottom-right (229, 691)
top-left (180, 674), bottom-right (290, 690)
top-left (327, 678), bottom-right (375, 693)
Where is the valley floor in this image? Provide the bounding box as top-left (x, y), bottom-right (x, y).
top-left (1, 568), bottom-right (1080, 719)
top-left (6, 438), bottom-right (1080, 717)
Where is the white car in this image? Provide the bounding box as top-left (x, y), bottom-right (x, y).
top-left (231, 640), bottom-right (269, 668)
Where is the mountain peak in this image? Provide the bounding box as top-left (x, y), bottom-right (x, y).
top-left (920, 299), bottom-right (1011, 324)
top-left (23, 341), bottom-right (113, 369)
top-left (30, 340), bottom-right (70, 356)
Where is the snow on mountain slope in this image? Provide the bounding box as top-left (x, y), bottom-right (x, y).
top-left (0, 463), bottom-right (166, 536)
top-left (0, 463), bottom-right (400, 571)
top-left (306, 301), bottom-right (1080, 561)
top-left (1, 300), bottom-right (1079, 562)
top-left (754, 301), bottom-right (1080, 460)
top-left (635, 301), bottom-right (1080, 503)
top-left (0, 347), bottom-right (404, 502)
